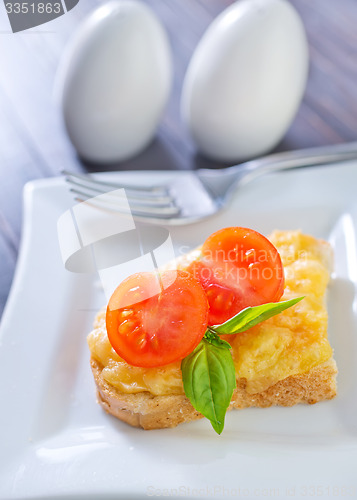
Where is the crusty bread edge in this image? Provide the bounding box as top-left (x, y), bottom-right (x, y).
top-left (90, 356), bottom-right (337, 430)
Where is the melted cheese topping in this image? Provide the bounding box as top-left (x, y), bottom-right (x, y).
top-left (87, 230), bottom-right (333, 395)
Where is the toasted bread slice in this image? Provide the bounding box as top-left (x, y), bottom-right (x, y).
top-left (88, 230), bottom-right (337, 430)
top-left (90, 356), bottom-right (337, 429)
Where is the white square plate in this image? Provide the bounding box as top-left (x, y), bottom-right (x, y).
top-left (1, 162), bottom-right (357, 499)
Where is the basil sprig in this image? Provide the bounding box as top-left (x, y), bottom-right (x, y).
top-left (181, 337), bottom-right (235, 434)
top-left (211, 296), bottom-right (304, 335)
top-left (181, 297), bottom-right (304, 434)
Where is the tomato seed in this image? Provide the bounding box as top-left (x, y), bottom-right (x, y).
top-left (119, 319), bottom-right (137, 335)
top-left (120, 309), bottom-right (134, 318)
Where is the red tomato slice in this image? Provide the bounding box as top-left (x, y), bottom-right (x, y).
top-left (188, 227), bottom-right (284, 325)
top-left (106, 270), bottom-right (209, 367)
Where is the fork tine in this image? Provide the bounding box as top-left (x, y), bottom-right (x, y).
top-left (73, 191), bottom-right (181, 218)
top-left (68, 182), bottom-right (174, 207)
top-left (62, 170), bottom-right (170, 196)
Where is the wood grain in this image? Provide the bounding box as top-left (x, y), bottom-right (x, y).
top-left (1, 0), bottom-right (357, 317)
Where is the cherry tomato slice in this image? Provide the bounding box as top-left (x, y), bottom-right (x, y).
top-left (188, 227), bottom-right (284, 325)
top-left (106, 270), bottom-right (209, 367)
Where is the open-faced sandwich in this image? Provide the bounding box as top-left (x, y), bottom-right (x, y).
top-left (87, 227), bottom-right (337, 434)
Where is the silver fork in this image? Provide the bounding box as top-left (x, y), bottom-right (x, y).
top-left (64, 142), bottom-right (357, 225)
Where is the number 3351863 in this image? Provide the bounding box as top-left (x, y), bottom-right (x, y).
top-left (5, 3), bottom-right (62, 14)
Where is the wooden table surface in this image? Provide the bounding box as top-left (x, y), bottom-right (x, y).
top-left (1, 0), bottom-right (357, 319)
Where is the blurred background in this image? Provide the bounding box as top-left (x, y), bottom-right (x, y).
top-left (1, 0), bottom-right (357, 317)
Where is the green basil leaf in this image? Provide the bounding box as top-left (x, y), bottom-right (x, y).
top-left (204, 329), bottom-right (231, 350)
top-left (213, 296), bottom-right (304, 335)
top-left (181, 339), bottom-right (236, 434)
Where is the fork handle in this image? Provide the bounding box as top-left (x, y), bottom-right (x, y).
top-left (195, 141), bottom-right (357, 207)
top-left (223, 141), bottom-right (357, 183)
